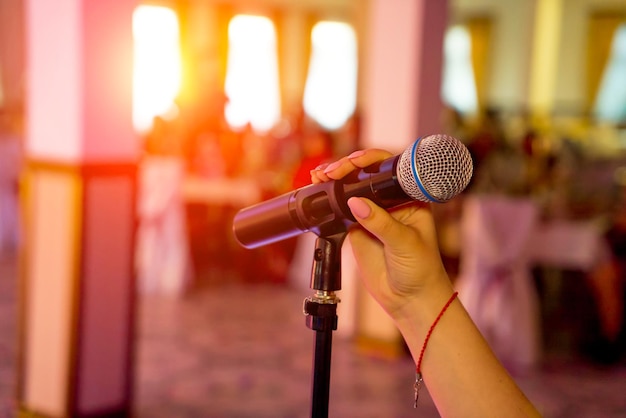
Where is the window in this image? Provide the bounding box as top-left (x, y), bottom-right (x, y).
top-left (441, 25), bottom-right (478, 115)
top-left (132, 5), bottom-right (182, 133)
top-left (303, 21), bottom-right (357, 130)
top-left (224, 15), bottom-right (281, 133)
top-left (594, 24), bottom-right (626, 123)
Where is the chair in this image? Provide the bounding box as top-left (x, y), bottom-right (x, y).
top-left (455, 195), bottom-right (541, 372)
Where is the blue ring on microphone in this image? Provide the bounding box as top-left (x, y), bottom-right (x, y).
top-left (410, 137), bottom-right (440, 203)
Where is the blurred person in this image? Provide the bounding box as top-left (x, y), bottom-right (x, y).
top-left (239, 124), bottom-right (259, 165)
top-left (467, 108), bottom-right (529, 197)
top-left (466, 106), bottom-right (504, 180)
top-left (311, 148), bottom-right (540, 417)
top-left (441, 106), bottom-right (470, 145)
top-left (292, 124), bottom-right (334, 189)
top-left (189, 130), bottom-right (226, 180)
top-left (287, 124), bottom-right (335, 289)
top-left (519, 111), bottom-right (539, 159)
top-left (584, 182), bottom-right (626, 364)
top-left (334, 109), bottom-right (362, 158)
top-left (143, 115), bottom-right (184, 157)
top-left (267, 103), bottom-right (308, 181)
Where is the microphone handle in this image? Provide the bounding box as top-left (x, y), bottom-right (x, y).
top-left (233, 155), bottom-right (411, 249)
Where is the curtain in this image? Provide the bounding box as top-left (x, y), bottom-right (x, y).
top-left (466, 16), bottom-right (492, 111)
top-left (587, 12), bottom-right (626, 113)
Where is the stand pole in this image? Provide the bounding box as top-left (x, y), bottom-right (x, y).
top-left (303, 232), bottom-right (346, 418)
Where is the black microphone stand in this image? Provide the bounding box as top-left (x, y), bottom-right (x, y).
top-left (303, 231), bottom-right (347, 418)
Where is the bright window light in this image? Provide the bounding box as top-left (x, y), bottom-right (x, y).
top-left (594, 24), bottom-right (626, 123)
top-left (224, 15), bottom-right (281, 133)
top-left (441, 25), bottom-right (478, 115)
top-left (303, 21), bottom-right (357, 130)
top-left (132, 5), bottom-right (182, 133)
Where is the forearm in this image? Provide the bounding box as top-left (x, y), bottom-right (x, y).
top-left (393, 283), bottom-right (540, 418)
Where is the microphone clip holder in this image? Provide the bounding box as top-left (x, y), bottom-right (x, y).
top-left (303, 231), bottom-right (346, 418)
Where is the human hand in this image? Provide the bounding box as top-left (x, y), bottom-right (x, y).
top-left (314, 149), bottom-right (541, 418)
top-left (310, 149), bottom-right (453, 319)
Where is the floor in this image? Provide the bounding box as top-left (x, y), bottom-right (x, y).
top-left (1, 254), bottom-right (626, 418)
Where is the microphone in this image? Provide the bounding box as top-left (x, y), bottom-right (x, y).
top-left (233, 134), bottom-right (473, 249)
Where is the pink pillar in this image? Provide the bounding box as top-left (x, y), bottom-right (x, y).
top-left (362, 0), bottom-right (447, 151)
top-left (19, 0), bottom-right (138, 416)
top-left (0, 0), bottom-right (25, 110)
top-left (350, 0), bottom-right (448, 356)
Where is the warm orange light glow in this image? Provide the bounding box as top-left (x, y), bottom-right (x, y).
top-left (132, 5), bottom-right (181, 134)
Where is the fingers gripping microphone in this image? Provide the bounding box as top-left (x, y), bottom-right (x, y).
top-left (233, 134), bottom-right (473, 249)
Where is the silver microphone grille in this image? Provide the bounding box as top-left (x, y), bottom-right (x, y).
top-left (396, 134), bottom-right (473, 202)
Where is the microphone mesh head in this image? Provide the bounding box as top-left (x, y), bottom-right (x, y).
top-left (397, 134), bottom-right (473, 202)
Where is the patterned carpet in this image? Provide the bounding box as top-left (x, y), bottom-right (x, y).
top-left (1, 255), bottom-right (626, 417)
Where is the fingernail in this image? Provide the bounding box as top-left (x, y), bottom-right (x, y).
top-left (323, 161), bottom-right (341, 174)
top-left (348, 197), bottom-right (371, 219)
top-left (314, 163), bottom-right (329, 171)
top-left (348, 150), bottom-right (366, 159)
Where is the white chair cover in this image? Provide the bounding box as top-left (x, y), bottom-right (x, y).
top-left (455, 195), bottom-right (541, 372)
top-left (135, 156), bottom-right (191, 295)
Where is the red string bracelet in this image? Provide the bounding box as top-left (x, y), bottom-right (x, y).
top-left (413, 291), bottom-right (459, 408)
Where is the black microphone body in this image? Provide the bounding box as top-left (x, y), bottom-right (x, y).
top-left (233, 156), bottom-right (408, 249)
top-left (233, 134), bottom-right (473, 249)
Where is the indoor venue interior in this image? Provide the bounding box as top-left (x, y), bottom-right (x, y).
top-left (1, 0), bottom-right (626, 416)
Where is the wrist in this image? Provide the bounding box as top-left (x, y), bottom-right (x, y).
top-left (391, 278), bottom-right (456, 336)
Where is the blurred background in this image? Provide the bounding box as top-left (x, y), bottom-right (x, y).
top-left (1, 0), bottom-right (626, 417)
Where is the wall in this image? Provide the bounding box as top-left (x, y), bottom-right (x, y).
top-left (452, 0), bottom-right (626, 116)
top-left (0, 0), bottom-right (25, 110)
top-left (3, 0), bottom-right (623, 124)
top-left (451, 0), bottom-right (536, 113)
